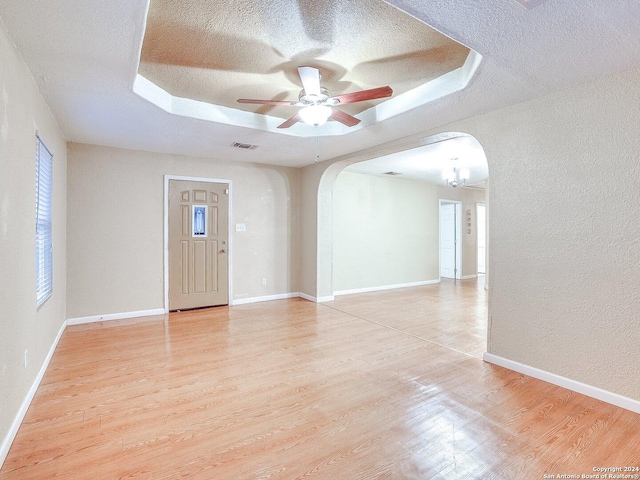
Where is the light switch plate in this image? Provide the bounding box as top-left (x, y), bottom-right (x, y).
top-left (236, 223), bottom-right (246, 232)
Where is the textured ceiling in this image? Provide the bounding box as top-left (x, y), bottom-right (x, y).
top-left (345, 135), bottom-right (488, 186)
top-left (2, 1), bottom-right (640, 167)
top-left (139, 0), bottom-right (470, 118)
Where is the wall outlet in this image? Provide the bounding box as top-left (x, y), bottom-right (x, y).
top-left (24, 350), bottom-right (28, 368)
top-left (236, 223), bottom-right (246, 232)
top-left (262, 278), bottom-right (267, 286)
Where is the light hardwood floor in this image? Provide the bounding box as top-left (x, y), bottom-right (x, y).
top-left (1, 279), bottom-right (639, 479)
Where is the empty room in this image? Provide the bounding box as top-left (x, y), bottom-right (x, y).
top-left (1, 1), bottom-right (639, 478)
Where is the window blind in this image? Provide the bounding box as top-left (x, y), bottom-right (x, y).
top-left (36, 135), bottom-right (53, 307)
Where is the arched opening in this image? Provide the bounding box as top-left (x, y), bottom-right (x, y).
top-left (315, 132), bottom-right (489, 356)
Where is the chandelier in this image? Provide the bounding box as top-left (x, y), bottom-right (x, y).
top-left (442, 165), bottom-right (470, 188)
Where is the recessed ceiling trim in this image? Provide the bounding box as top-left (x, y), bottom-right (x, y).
top-left (132, 51), bottom-right (482, 138)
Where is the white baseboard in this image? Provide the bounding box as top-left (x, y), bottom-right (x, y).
top-left (461, 274), bottom-right (478, 280)
top-left (66, 308), bottom-right (165, 326)
top-left (0, 320), bottom-right (67, 468)
top-left (316, 295), bottom-right (335, 303)
top-left (298, 292), bottom-right (316, 302)
top-left (483, 353), bottom-right (640, 414)
top-left (334, 279), bottom-right (440, 297)
top-left (298, 292), bottom-right (335, 303)
top-left (232, 292), bottom-right (299, 305)
top-left (232, 292), bottom-right (336, 305)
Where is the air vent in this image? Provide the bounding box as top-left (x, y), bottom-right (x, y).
top-left (514, 0), bottom-right (548, 10)
top-left (384, 171), bottom-right (403, 176)
top-left (230, 142), bottom-right (258, 150)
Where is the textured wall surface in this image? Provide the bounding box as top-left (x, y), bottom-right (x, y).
top-left (0, 18), bottom-right (67, 456)
top-left (303, 65), bottom-right (640, 401)
top-left (67, 143), bottom-right (300, 318)
top-left (459, 67), bottom-right (640, 400)
top-left (332, 172), bottom-right (439, 291)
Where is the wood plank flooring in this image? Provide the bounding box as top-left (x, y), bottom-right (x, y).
top-left (2, 279), bottom-right (639, 479)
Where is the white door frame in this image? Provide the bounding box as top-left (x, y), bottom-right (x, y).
top-left (164, 175), bottom-right (233, 313)
top-left (439, 199), bottom-right (462, 280)
top-left (476, 202), bottom-right (486, 275)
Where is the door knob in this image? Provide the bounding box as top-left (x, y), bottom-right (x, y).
top-left (220, 248), bottom-right (227, 253)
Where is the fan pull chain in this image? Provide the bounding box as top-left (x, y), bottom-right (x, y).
top-left (315, 127), bottom-right (320, 163)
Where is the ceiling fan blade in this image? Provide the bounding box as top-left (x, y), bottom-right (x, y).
top-left (331, 86), bottom-right (393, 105)
top-left (330, 108), bottom-right (360, 127)
top-left (237, 99), bottom-right (298, 106)
top-left (297, 66), bottom-right (321, 96)
top-left (277, 113), bottom-right (302, 129)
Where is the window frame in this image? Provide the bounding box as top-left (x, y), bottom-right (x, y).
top-left (36, 134), bottom-right (53, 308)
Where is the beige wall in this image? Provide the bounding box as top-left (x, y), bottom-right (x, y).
top-left (302, 65), bottom-right (640, 401)
top-left (332, 171), bottom-right (439, 291)
top-left (66, 143), bottom-right (300, 318)
top-left (302, 136), bottom-right (454, 299)
top-left (0, 18), bottom-right (67, 458)
top-left (299, 161), bottom-right (325, 298)
top-left (457, 67), bottom-right (640, 400)
top-left (437, 186), bottom-right (486, 278)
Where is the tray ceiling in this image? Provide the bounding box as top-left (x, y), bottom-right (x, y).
top-left (3, 1), bottom-right (640, 166)
top-left (138, 0), bottom-right (470, 119)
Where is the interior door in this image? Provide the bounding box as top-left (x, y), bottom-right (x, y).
top-left (440, 203), bottom-right (456, 279)
top-left (169, 180), bottom-right (229, 310)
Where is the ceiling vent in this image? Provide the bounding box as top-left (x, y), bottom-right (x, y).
top-left (514, 0), bottom-right (549, 9)
top-left (384, 171), bottom-right (403, 176)
top-left (230, 142), bottom-right (258, 150)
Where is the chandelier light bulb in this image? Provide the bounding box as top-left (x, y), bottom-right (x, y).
top-left (443, 168), bottom-right (455, 181)
top-left (443, 166), bottom-right (470, 188)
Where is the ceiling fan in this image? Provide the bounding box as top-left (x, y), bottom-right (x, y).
top-left (237, 66), bottom-right (393, 129)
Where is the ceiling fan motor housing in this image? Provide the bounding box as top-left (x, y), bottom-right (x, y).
top-left (299, 87), bottom-right (332, 106)
top-left (237, 66), bottom-right (391, 128)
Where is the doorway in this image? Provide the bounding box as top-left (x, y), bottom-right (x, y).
top-left (439, 200), bottom-right (462, 280)
top-left (165, 177), bottom-right (231, 311)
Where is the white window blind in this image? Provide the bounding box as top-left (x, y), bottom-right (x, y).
top-left (36, 135), bottom-right (53, 307)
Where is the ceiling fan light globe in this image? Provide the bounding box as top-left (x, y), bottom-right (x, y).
top-left (299, 105), bottom-right (332, 126)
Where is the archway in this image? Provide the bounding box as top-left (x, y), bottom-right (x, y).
top-left (313, 132), bottom-right (489, 301)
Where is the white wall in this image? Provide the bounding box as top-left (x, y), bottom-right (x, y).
top-left (0, 18), bottom-right (67, 462)
top-left (66, 143), bottom-right (301, 318)
top-left (332, 172), bottom-right (439, 292)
